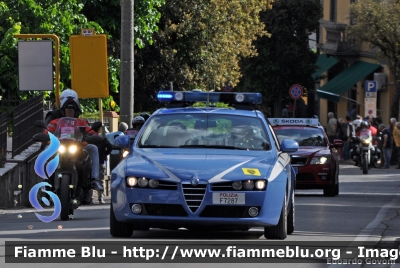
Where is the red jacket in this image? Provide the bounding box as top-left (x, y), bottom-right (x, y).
top-left (45, 118), bottom-right (97, 135)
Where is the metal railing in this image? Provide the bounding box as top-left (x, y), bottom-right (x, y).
top-left (11, 94), bottom-right (43, 158)
top-left (0, 113), bottom-right (8, 156)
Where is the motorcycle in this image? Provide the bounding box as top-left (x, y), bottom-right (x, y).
top-left (350, 131), bottom-right (380, 174)
top-left (33, 118), bottom-right (103, 220)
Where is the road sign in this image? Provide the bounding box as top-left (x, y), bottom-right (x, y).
top-left (18, 41), bottom-right (53, 91)
top-left (365, 80), bottom-right (377, 93)
top-left (364, 98), bottom-right (376, 118)
top-left (366, 92), bottom-right (377, 98)
top-left (70, 29), bottom-right (109, 98)
top-left (289, 84), bottom-right (303, 100)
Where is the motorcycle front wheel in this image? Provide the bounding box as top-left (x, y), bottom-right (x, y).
top-left (60, 174), bottom-right (71, 221)
top-left (363, 154), bottom-right (368, 174)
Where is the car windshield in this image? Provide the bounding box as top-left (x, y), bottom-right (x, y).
top-left (274, 127), bottom-right (327, 147)
top-left (138, 113), bottom-right (271, 150)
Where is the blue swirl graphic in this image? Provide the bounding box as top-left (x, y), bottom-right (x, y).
top-left (29, 182), bottom-right (61, 223)
top-left (35, 133), bottom-right (60, 179)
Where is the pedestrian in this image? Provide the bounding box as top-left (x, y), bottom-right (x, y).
top-left (347, 104), bottom-right (357, 120)
top-left (390, 118), bottom-right (398, 165)
top-left (353, 115), bottom-right (363, 132)
top-left (393, 122), bottom-right (400, 169)
top-left (343, 115), bottom-right (355, 161)
top-left (379, 124), bottom-right (392, 169)
top-left (326, 112), bottom-right (338, 144)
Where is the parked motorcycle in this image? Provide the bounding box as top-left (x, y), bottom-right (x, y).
top-left (33, 118), bottom-right (103, 220)
top-left (350, 132), bottom-right (380, 174)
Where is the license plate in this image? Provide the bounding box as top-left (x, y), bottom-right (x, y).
top-left (212, 193), bottom-right (245, 204)
top-left (293, 167), bottom-right (298, 174)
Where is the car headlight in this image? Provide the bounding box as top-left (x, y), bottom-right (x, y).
top-left (255, 180), bottom-right (266, 190)
top-left (126, 176), bottom-right (137, 187)
top-left (58, 145), bottom-right (66, 153)
top-left (232, 181), bottom-right (242, 190)
top-left (310, 155), bottom-right (330, 165)
top-left (149, 179), bottom-right (159, 188)
top-left (138, 177), bottom-right (149, 187)
top-left (243, 180), bottom-right (254, 190)
top-left (68, 145), bottom-right (78, 154)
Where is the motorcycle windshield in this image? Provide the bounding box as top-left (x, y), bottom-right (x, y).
top-left (360, 129), bottom-right (372, 140)
top-left (53, 117), bottom-right (84, 141)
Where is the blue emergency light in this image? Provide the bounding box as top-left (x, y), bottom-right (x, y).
top-left (157, 91), bottom-right (262, 105)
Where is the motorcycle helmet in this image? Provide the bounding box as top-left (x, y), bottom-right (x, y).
top-left (360, 121), bottom-right (370, 129)
top-left (60, 89), bottom-right (81, 118)
top-left (138, 112), bottom-right (151, 121)
top-left (132, 116), bottom-right (145, 129)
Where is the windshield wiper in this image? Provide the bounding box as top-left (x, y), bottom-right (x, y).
top-left (139, 145), bottom-right (179, 148)
top-left (179, 145), bottom-right (248, 150)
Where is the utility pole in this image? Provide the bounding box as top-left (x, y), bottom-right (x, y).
top-left (120, 0), bottom-right (134, 127)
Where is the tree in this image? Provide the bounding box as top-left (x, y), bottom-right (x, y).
top-left (348, 0), bottom-right (400, 119)
top-left (134, 0), bottom-right (271, 112)
top-left (235, 0), bottom-right (322, 117)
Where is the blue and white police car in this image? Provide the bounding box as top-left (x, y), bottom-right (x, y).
top-left (110, 91), bottom-right (298, 239)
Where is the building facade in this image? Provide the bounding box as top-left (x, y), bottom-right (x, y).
top-left (315, 0), bottom-right (395, 126)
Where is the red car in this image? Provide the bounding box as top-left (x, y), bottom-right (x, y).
top-left (270, 118), bottom-right (343, 196)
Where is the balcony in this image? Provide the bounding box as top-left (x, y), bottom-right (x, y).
top-left (318, 20), bottom-right (359, 57)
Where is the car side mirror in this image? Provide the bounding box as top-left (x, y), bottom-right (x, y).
top-left (280, 139), bottom-right (299, 153)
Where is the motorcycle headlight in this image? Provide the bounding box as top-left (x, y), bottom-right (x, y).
top-left (310, 155), bottom-right (330, 165)
top-left (68, 145), bottom-right (78, 154)
top-left (58, 145), bottom-right (66, 153)
top-left (363, 139), bottom-right (371, 144)
top-left (122, 150), bottom-right (129, 158)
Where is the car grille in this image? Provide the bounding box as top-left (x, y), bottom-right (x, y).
top-left (182, 182), bottom-right (207, 213)
top-left (200, 206), bottom-right (261, 218)
top-left (142, 204), bottom-right (188, 216)
top-left (296, 173), bottom-right (315, 181)
top-left (291, 156), bottom-right (308, 166)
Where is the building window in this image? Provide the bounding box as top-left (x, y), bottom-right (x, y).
top-left (330, 0), bottom-right (337, 22)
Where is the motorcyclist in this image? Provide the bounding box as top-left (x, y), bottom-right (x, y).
top-left (352, 121), bottom-right (375, 167)
top-left (44, 89), bottom-right (103, 192)
top-left (132, 115), bottom-right (146, 129)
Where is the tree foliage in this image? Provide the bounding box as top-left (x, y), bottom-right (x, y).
top-left (0, 0), bottom-right (164, 113)
top-left (235, 0), bottom-right (322, 116)
top-left (348, 0), bottom-right (400, 118)
top-left (134, 0), bottom-right (271, 112)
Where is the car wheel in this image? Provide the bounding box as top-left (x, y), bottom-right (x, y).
top-left (323, 184), bottom-right (336, 197)
top-left (264, 195), bottom-right (287, 240)
top-left (287, 190), bottom-right (294, 235)
top-left (110, 204), bottom-right (134, 237)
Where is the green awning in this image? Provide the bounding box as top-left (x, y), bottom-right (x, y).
top-left (312, 53), bottom-right (339, 80)
top-left (316, 61), bottom-right (381, 102)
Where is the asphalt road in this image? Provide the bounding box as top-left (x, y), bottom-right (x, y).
top-left (1, 163), bottom-right (400, 268)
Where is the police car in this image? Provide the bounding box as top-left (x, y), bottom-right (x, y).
top-left (110, 91), bottom-right (299, 239)
top-left (270, 118), bottom-right (343, 197)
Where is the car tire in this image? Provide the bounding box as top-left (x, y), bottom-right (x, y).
top-left (323, 184), bottom-right (336, 197)
top-left (264, 195), bottom-right (287, 240)
top-left (287, 191), bottom-right (294, 235)
top-left (110, 204), bottom-right (134, 237)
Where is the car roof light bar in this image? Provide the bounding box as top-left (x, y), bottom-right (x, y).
top-left (269, 118), bottom-right (320, 127)
top-left (157, 91), bottom-right (262, 105)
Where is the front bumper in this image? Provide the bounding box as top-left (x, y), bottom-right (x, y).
top-left (111, 177), bottom-right (287, 228)
top-left (294, 164), bottom-right (333, 189)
